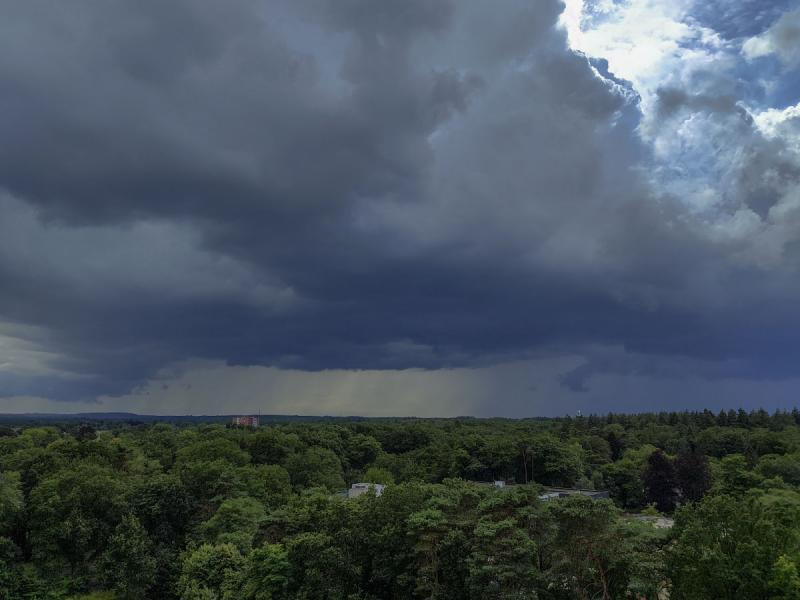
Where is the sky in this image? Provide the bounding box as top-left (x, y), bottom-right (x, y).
top-left (1, 0), bottom-right (800, 417)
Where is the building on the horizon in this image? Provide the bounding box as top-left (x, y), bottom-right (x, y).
top-left (231, 415), bottom-right (260, 428)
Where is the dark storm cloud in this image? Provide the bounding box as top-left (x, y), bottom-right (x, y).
top-left (1, 0), bottom-right (800, 404)
top-left (655, 87), bottom-right (743, 118)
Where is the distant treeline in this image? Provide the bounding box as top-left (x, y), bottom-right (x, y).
top-left (0, 406), bottom-right (794, 428)
top-left (0, 413), bottom-right (377, 429)
top-left (3, 409), bottom-right (800, 598)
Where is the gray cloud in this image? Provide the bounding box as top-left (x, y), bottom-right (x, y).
top-left (743, 8), bottom-right (800, 66)
top-left (1, 0), bottom-right (800, 408)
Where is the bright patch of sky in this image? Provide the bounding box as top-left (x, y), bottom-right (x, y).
top-left (562, 0), bottom-right (700, 90)
top-left (0, 323), bottom-right (84, 383)
top-left (561, 0), bottom-right (800, 235)
top-left (755, 101), bottom-right (800, 150)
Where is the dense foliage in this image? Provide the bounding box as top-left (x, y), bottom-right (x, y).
top-left (2, 409), bottom-right (800, 598)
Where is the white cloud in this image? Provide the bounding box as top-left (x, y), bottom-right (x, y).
top-left (742, 8), bottom-right (800, 67)
top-left (753, 101), bottom-right (800, 149)
top-left (560, 0), bottom-right (743, 215)
top-left (562, 0), bottom-right (700, 89)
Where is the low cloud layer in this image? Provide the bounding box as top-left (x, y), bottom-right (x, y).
top-left (1, 0), bottom-right (800, 414)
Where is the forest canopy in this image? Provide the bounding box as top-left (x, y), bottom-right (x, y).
top-left (2, 410), bottom-right (800, 599)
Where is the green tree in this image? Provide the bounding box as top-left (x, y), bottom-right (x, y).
top-left (604, 425), bottom-right (627, 461)
top-left (0, 471), bottom-right (22, 534)
top-left (286, 531), bottom-right (355, 599)
top-left (343, 433), bottom-right (382, 471)
top-left (177, 543), bottom-right (245, 600)
top-left (757, 453), bottom-right (800, 486)
top-left (28, 463), bottom-right (127, 584)
top-left (285, 447), bottom-right (346, 491)
top-left (468, 494), bottom-right (539, 599)
top-left (668, 491), bottom-right (800, 599)
top-left (712, 454), bottom-right (762, 495)
top-left (176, 438), bottom-right (251, 467)
top-left (200, 497), bottom-right (266, 552)
top-left (408, 507), bottom-right (451, 598)
top-left (770, 555), bottom-right (800, 600)
top-left (100, 514), bottom-right (156, 599)
top-left (602, 458), bottom-right (646, 509)
top-left (546, 496), bottom-right (632, 600)
top-left (0, 537), bottom-right (21, 600)
top-left (239, 543), bottom-right (290, 600)
top-left (247, 464), bottom-right (292, 508)
top-left (675, 444), bottom-right (711, 503)
top-left (643, 449), bottom-right (677, 512)
top-left (129, 473), bottom-right (191, 545)
top-left (527, 435), bottom-right (584, 487)
top-left (248, 429), bottom-right (302, 466)
top-left (363, 466), bottom-right (395, 485)
top-left (178, 459), bottom-right (260, 516)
